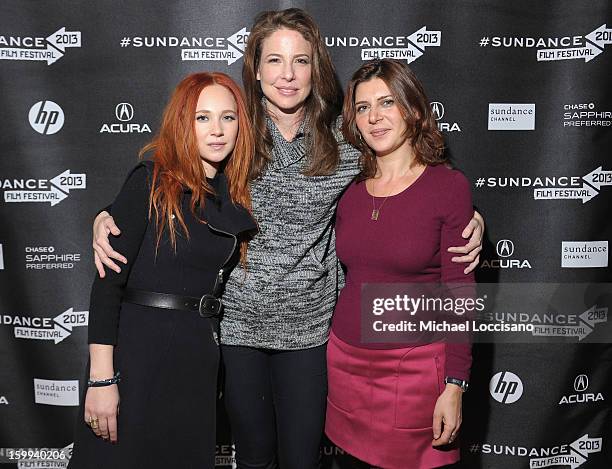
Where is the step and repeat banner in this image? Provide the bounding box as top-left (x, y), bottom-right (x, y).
top-left (1, 1), bottom-right (611, 468)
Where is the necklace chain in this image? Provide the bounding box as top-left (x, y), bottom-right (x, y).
top-left (371, 193), bottom-right (390, 221)
top-left (370, 178), bottom-right (393, 221)
top-left (370, 167), bottom-right (420, 221)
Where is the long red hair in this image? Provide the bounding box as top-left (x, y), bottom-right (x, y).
top-left (139, 72), bottom-right (254, 262)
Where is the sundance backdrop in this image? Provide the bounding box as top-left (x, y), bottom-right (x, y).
top-left (1, 1), bottom-right (611, 468)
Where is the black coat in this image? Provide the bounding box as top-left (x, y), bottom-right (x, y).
top-left (69, 161), bottom-right (256, 469)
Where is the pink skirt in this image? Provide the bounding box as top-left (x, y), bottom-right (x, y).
top-left (325, 331), bottom-right (459, 469)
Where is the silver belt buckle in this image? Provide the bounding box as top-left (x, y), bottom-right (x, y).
top-left (198, 294), bottom-right (222, 317)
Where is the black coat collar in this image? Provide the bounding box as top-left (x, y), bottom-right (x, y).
top-left (140, 160), bottom-right (257, 237)
top-left (201, 173), bottom-right (257, 237)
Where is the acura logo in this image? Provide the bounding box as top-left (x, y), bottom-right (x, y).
top-left (574, 374), bottom-right (589, 392)
top-left (430, 101), bottom-right (445, 121)
top-left (115, 102), bottom-right (134, 122)
top-left (496, 239), bottom-right (515, 258)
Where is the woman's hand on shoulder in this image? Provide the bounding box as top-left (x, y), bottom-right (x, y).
top-left (448, 210), bottom-right (484, 274)
top-left (93, 211), bottom-right (126, 277)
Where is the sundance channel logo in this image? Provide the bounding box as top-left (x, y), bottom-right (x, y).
top-left (561, 241), bottom-right (608, 268)
top-left (488, 103), bottom-right (535, 131)
top-left (33, 379), bottom-right (79, 406)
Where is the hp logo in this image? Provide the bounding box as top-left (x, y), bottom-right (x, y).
top-left (490, 371), bottom-right (523, 404)
top-left (28, 101), bottom-right (64, 135)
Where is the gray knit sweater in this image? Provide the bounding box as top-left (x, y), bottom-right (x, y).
top-left (221, 117), bottom-right (360, 349)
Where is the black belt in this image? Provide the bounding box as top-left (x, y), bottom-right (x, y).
top-left (123, 288), bottom-right (222, 318)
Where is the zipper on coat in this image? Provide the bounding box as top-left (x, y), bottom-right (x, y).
top-left (207, 223), bottom-right (238, 273)
top-left (206, 223), bottom-right (238, 347)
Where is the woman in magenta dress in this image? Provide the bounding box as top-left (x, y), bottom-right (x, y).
top-left (325, 59), bottom-right (474, 468)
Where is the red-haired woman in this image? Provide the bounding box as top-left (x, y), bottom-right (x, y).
top-left (68, 72), bottom-right (255, 469)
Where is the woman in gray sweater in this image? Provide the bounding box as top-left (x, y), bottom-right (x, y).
top-left (91, 8), bottom-right (483, 469)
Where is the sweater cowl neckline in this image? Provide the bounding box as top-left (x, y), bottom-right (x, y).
top-left (262, 98), bottom-right (310, 170)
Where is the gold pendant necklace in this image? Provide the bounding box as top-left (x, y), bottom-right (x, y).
top-left (370, 180), bottom-right (390, 221)
top-left (371, 199), bottom-right (388, 220)
top-left (369, 165), bottom-right (422, 220)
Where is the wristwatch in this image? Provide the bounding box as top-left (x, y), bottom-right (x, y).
top-left (445, 376), bottom-right (469, 392)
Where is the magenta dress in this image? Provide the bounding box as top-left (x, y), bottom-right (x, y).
top-left (325, 164), bottom-right (475, 469)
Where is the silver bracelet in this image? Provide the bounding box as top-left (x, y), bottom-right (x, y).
top-left (87, 371), bottom-right (121, 387)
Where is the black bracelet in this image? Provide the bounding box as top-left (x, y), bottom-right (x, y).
top-left (88, 371), bottom-right (121, 387)
top-left (445, 376), bottom-right (469, 392)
